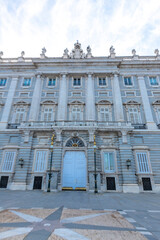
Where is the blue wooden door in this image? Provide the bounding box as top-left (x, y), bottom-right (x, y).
top-left (62, 151), bottom-right (86, 189)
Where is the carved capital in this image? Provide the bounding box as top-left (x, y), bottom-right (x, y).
top-left (88, 129), bottom-right (95, 142)
top-left (121, 130), bottom-right (128, 144)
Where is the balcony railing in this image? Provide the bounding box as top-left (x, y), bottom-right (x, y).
top-left (7, 123), bottom-right (21, 129)
top-left (16, 120), bottom-right (133, 129)
top-left (132, 123), bottom-right (146, 129)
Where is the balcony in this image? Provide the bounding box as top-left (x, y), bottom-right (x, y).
top-left (17, 121), bottom-right (133, 131)
top-left (157, 124), bottom-right (160, 129)
top-left (132, 123), bottom-right (146, 129)
top-left (7, 123), bottom-right (21, 129)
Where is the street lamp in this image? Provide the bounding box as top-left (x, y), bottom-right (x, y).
top-left (94, 135), bottom-right (98, 193)
top-left (47, 134), bottom-right (54, 192)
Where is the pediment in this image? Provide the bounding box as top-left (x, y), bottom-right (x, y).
top-left (40, 100), bottom-right (57, 105)
top-left (124, 100), bottom-right (140, 105)
top-left (69, 100), bottom-right (84, 105)
top-left (14, 100), bottom-right (30, 105)
top-left (153, 100), bottom-right (160, 105)
top-left (97, 100), bottom-right (112, 105)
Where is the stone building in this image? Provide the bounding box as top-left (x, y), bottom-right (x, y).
top-left (0, 42), bottom-right (160, 193)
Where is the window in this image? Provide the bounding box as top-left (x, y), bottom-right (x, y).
top-left (15, 108), bottom-right (25, 123)
top-left (2, 151), bottom-right (16, 172)
top-left (136, 152), bottom-right (150, 173)
top-left (100, 107), bottom-right (110, 121)
top-left (48, 78), bottom-right (56, 86)
top-left (99, 77), bottom-right (106, 86)
top-left (157, 108), bottom-right (160, 122)
top-left (124, 77), bottom-right (132, 86)
top-left (0, 78), bottom-right (7, 86)
top-left (23, 78), bottom-right (31, 86)
top-left (149, 77), bottom-right (158, 86)
top-left (43, 107), bottom-right (53, 121)
top-left (104, 152), bottom-right (115, 172)
top-left (128, 107), bottom-right (140, 124)
top-left (73, 78), bottom-right (81, 86)
top-left (34, 150), bottom-right (47, 172)
top-left (72, 107), bottom-right (81, 120)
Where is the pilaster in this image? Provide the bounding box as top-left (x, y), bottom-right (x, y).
top-left (112, 74), bottom-right (124, 121)
top-left (86, 74), bottom-right (95, 121)
top-left (29, 75), bottom-right (43, 121)
top-left (0, 77), bottom-right (18, 129)
top-left (57, 74), bottom-right (68, 121)
top-left (138, 76), bottom-right (157, 130)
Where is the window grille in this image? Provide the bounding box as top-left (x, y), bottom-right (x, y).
top-left (66, 137), bottom-right (85, 147)
top-left (2, 151), bottom-right (16, 172)
top-left (136, 152), bottom-right (150, 173)
top-left (34, 151), bottom-right (47, 172)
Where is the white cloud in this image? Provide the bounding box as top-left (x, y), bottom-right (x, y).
top-left (0, 0), bottom-right (160, 58)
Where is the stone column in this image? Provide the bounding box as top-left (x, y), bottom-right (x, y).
top-left (138, 76), bottom-right (157, 130)
top-left (112, 74), bottom-right (124, 121)
top-left (57, 74), bottom-right (68, 121)
top-left (0, 77), bottom-right (18, 129)
top-left (86, 74), bottom-right (96, 121)
top-left (29, 75), bottom-right (43, 121)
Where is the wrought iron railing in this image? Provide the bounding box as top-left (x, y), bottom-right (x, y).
top-left (132, 123), bottom-right (146, 129)
top-left (17, 120), bottom-right (133, 128)
top-left (7, 123), bottom-right (21, 129)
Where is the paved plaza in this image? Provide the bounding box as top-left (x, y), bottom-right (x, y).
top-left (0, 191), bottom-right (160, 239)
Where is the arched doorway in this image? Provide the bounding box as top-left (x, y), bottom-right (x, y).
top-left (62, 137), bottom-right (86, 190)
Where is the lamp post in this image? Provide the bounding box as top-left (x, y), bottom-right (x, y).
top-left (47, 134), bottom-right (54, 192)
top-left (94, 135), bottom-right (98, 193)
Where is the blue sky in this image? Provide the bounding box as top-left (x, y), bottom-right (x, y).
top-left (0, 0), bottom-right (160, 58)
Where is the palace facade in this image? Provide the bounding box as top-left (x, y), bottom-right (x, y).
top-left (0, 42), bottom-right (160, 193)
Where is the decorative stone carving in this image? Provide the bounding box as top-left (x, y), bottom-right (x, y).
top-left (40, 47), bottom-right (47, 58)
top-left (63, 48), bottom-right (69, 58)
top-left (55, 129), bottom-right (62, 142)
top-left (0, 51), bottom-right (3, 62)
top-left (88, 130), bottom-right (95, 142)
top-left (18, 51), bottom-right (25, 62)
top-left (86, 45), bottom-right (92, 58)
top-left (70, 41), bottom-right (85, 59)
top-left (102, 137), bottom-right (115, 146)
top-left (109, 46), bottom-right (116, 58)
top-left (24, 131), bottom-right (30, 143)
top-left (121, 130), bottom-right (128, 144)
top-left (62, 41), bottom-right (93, 59)
top-left (132, 49), bottom-right (139, 60)
top-left (154, 49), bottom-right (160, 60)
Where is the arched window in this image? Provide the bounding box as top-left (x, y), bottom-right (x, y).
top-left (66, 137), bottom-right (85, 147)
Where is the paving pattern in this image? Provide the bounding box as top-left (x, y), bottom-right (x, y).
top-left (0, 207), bottom-right (150, 240)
